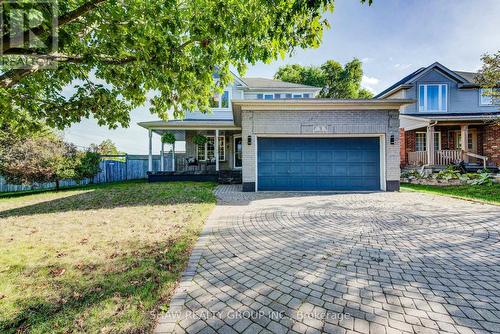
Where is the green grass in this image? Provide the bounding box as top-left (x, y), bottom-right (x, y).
top-left (401, 183), bottom-right (500, 204)
top-left (0, 181), bottom-right (217, 333)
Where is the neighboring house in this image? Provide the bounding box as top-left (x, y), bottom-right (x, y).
top-left (375, 62), bottom-right (500, 169)
top-left (139, 73), bottom-right (411, 192)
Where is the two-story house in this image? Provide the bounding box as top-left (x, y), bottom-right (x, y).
top-left (375, 62), bottom-right (499, 169)
top-left (139, 72), bottom-right (411, 192)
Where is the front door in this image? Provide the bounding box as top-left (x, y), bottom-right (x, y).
top-left (234, 136), bottom-right (242, 168)
top-left (454, 130), bottom-right (477, 153)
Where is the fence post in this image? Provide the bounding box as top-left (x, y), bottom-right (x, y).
top-left (125, 154), bottom-right (128, 181)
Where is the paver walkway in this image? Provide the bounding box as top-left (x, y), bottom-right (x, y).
top-left (156, 185), bottom-right (500, 334)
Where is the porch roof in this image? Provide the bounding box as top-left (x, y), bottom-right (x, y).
top-left (138, 119), bottom-right (240, 134)
top-left (401, 112), bottom-right (500, 130)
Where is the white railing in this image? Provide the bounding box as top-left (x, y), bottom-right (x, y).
top-left (435, 150), bottom-right (462, 166)
top-left (465, 152), bottom-right (488, 168)
top-left (408, 151), bottom-right (427, 166)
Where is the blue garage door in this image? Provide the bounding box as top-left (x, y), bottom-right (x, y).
top-left (258, 137), bottom-right (380, 191)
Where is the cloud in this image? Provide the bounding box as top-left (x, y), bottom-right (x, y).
top-left (361, 75), bottom-right (380, 92)
top-left (394, 63), bottom-right (412, 70)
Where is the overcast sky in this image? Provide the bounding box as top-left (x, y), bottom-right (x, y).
top-left (63, 0), bottom-right (500, 154)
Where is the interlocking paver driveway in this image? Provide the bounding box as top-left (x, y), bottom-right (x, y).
top-left (156, 186), bottom-right (500, 334)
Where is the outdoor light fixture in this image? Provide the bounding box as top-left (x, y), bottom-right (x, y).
top-left (247, 135), bottom-right (252, 145)
top-left (390, 135), bottom-right (395, 145)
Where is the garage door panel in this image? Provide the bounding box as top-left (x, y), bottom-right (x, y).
top-left (318, 151), bottom-right (333, 161)
top-left (258, 137), bottom-right (380, 191)
top-left (274, 151), bottom-right (288, 161)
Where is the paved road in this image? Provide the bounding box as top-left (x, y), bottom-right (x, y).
top-left (156, 186), bottom-right (500, 334)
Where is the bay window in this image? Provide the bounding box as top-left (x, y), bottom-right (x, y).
top-left (418, 84), bottom-right (447, 112)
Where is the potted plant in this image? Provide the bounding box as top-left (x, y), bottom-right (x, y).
top-left (161, 132), bottom-right (176, 144)
top-left (192, 134), bottom-right (208, 145)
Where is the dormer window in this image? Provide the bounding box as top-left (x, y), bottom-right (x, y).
top-left (418, 84), bottom-right (447, 112)
top-left (210, 90), bottom-right (230, 109)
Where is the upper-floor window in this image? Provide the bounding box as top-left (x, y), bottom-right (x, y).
top-left (210, 90), bottom-right (230, 109)
top-left (480, 88), bottom-right (494, 106)
top-left (418, 84), bottom-right (447, 112)
top-left (257, 92), bottom-right (312, 100)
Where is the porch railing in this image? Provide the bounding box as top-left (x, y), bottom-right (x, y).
top-left (408, 151), bottom-right (427, 166)
top-left (435, 150), bottom-right (462, 165)
top-left (408, 150), bottom-right (462, 166)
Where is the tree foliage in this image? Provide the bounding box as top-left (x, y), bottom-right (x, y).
top-left (274, 58), bottom-right (373, 99)
top-left (0, 0), bottom-right (372, 134)
top-left (476, 51), bottom-right (500, 105)
top-left (89, 139), bottom-right (122, 155)
top-left (0, 127), bottom-right (100, 188)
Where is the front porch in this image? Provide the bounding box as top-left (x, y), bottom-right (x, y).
top-left (401, 115), bottom-right (498, 169)
top-left (138, 120), bottom-right (243, 184)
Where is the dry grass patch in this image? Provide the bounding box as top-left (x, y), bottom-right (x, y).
top-left (0, 181), bottom-right (216, 333)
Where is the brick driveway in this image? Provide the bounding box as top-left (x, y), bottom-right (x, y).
top-left (156, 186), bottom-right (500, 334)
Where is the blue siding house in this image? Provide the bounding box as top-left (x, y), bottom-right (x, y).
top-left (375, 62), bottom-right (499, 168)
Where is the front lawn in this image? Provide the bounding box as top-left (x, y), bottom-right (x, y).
top-left (0, 181), bottom-right (216, 333)
top-left (401, 183), bottom-right (500, 204)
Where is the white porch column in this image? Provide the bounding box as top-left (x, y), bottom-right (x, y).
top-left (215, 129), bottom-right (220, 172)
top-left (461, 124), bottom-right (469, 162)
top-left (148, 129), bottom-right (153, 172)
top-left (172, 142), bottom-right (176, 172)
top-left (426, 126), bottom-right (435, 165)
top-left (160, 141), bottom-right (164, 171)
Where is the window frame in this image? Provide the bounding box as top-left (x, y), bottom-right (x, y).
top-left (479, 88), bottom-right (494, 106)
top-left (415, 131), bottom-right (441, 151)
top-left (211, 90), bottom-right (231, 109)
top-left (418, 84), bottom-right (448, 112)
top-left (196, 136), bottom-right (226, 161)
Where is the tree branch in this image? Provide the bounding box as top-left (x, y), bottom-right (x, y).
top-left (2, 0), bottom-right (107, 53)
top-left (0, 54), bottom-right (136, 88)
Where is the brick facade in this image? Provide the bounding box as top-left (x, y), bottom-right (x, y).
top-left (484, 124), bottom-right (500, 166)
top-left (401, 124), bottom-right (498, 167)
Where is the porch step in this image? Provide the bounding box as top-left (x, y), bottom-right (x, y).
top-left (218, 170), bottom-right (242, 184)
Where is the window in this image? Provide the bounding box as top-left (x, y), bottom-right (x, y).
top-left (285, 93), bottom-right (292, 98)
top-left (264, 94), bottom-right (274, 100)
top-left (480, 88), bottom-right (493, 105)
top-left (210, 91), bottom-right (230, 109)
top-left (455, 133), bottom-right (474, 150)
top-left (416, 133), bottom-right (426, 151)
top-left (293, 94), bottom-right (302, 98)
top-left (197, 136), bottom-right (225, 161)
top-left (418, 84), bottom-right (447, 112)
top-left (303, 93), bottom-right (310, 98)
top-left (257, 94), bottom-right (263, 99)
top-left (274, 93), bottom-right (281, 99)
top-left (415, 132), bottom-right (441, 151)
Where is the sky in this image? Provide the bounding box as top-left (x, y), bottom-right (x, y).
top-left (63, 0), bottom-right (500, 154)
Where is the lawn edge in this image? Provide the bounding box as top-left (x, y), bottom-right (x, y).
top-left (400, 185), bottom-right (499, 206)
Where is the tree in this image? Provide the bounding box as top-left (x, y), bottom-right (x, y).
top-left (476, 51), bottom-right (500, 125)
top-left (90, 139), bottom-right (122, 155)
top-left (0, 127), bottom-right (100, 189)
top-left (0, 0), bottom-right (373, 134)
top-left (274, 58), bottom-right (373, 99)
top-left (476, 51), bottom-right (500, 105)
